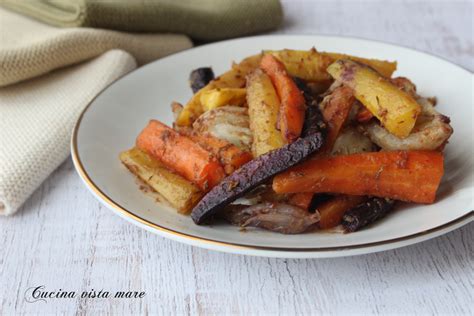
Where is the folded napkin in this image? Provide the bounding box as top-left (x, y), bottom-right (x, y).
top-left (0, 0), bottom-right (283, 41)
top-left (0, 50), bottom-right (136, 215)
top-left (0, 8), bottom-right (193, 215)
top-left (0, 7), bottom-right (192, 87)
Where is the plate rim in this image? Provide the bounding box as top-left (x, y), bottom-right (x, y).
top-left (71, 34), bottom-right (474, 255)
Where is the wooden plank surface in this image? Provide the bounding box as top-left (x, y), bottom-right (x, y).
top-left (1, 1), bottom-right (473, 314)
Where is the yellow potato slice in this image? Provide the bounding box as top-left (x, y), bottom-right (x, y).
top-left (246, 69), bottom-right (286, 156)
top-left (327, 59), bottom-right (421, 138)
top-left (120, 148), bottom-right (203, 214)
top-left (200, 88), bottom-right (246, 111)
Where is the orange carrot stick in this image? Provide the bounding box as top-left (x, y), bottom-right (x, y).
top-left (356, 107), bottom-right (374, 123)
top-left (288, 192), bottom-right (314, 210)
top-left (260, 54), bottom-right (306, 143)
top-left (316, 195), bottom-right (366, 229)
top-left (319, 86), bottom-right (355, 152)
top-left (273, 151), bottom-right (444, 204)
top-left (286, 87), bottom-right (355, 209)
top-left (182, 131), bottom-right (253, 175)
top-left (136, 120), bottom-right (225, 190)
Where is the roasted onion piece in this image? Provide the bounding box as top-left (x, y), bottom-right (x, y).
top-left (363, 97), bottom-right (453, 151)
top-left (192, 105), bottom-right (253, 150)
top-left (223, 202), bottom-right (320, 234)
top-left (331, 127), bottom-right (376, 156)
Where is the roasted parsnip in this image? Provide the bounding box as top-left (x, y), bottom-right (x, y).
top-left (246, 69), bottom-right (286, 156)
top-left (120, 148), bottom-right (203, 213)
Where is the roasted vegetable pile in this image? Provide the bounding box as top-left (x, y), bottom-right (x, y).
top-left (120, 48), bottom-right (452, 234)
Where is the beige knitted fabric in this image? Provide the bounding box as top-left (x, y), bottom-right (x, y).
top-left (0, 50), bottom-right (136, 215)
top-left (0, 8), bottom-right (192, 86)
top-left (0, 8), bottom-right (193, 215)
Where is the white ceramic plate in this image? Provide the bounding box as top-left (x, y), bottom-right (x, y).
top-left (72, 35), bottom-right (473, 258)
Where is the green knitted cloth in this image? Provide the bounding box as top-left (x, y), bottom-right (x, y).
top-left (0, 0), bottom-right (283, 40)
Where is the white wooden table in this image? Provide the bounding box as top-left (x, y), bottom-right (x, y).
top-left (1, 1), bottom-right (473, 314)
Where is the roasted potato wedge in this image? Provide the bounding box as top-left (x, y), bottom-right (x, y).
top-left (327, 59), bottom-right (421, 138)
top-left (177, 54), bottom-right (261, 126)
top-left (322, 52), bottom-right (397, 78)
top-left (266, 49), bottom-right (397, 81)
top-left (266, 49), bottom-right (334, 82)
top-left (120, 148), bottom-right (203, 214)
top-left (200, 88), bottom-right (247, 111)
top-left (246, 69), bottom-right (286, 156)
